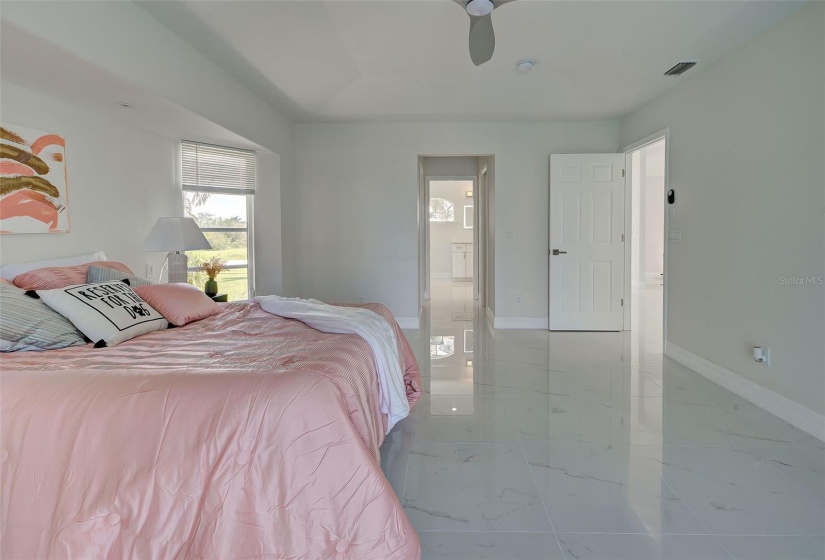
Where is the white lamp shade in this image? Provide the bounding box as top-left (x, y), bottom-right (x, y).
top-left (143, 217), bottom-right (212, 252)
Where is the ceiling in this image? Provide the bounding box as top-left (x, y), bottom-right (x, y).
top-left (0, 23), bottom-right (263, 151)
top-left (139, 0), bottom-right (803, 123)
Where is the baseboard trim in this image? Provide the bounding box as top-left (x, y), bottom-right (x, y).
top-left (494, 316), bottom-right (549, 330)
top-left (430, 272), bottom-right (452, 279)
top-left (666, 342), bottom-right (825, 442)
top-left (396, 316), bottom-right (420, 329)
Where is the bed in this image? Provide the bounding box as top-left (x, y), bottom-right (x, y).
top-left (0, 300), bottom-right (422, 559)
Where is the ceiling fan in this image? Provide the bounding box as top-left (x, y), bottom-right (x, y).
top-left (452, 0), bottom-right (516, 66)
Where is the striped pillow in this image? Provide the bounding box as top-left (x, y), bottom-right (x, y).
top-left (87, 265), bottom-right (154, 288)
top-left (0, 284), bottom-right (86, 351)
top-left (134, 283), bottom-right (221, 327)
top-left (13, 261), bottom-right (133, 291)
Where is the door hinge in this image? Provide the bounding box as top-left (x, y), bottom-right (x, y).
top-left (621, 169), bottom-right (625, 178)
top-left (620, 298), bottom-right (624, 307)
top-left (621, 233), bottom-right (625, 242)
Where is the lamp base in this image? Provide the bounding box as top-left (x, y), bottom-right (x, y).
top-left (167, 252), bottom-right (188, 283)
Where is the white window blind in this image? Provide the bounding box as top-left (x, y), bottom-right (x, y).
top-left (181, 141), bottom-right (256, 195)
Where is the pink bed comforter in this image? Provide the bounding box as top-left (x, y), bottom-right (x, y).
top-left (0, 302), bottom-right (422, 559)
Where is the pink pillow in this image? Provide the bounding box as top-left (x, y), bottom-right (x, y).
top-left (13, 261), bottom-right (133, 290)
top-left (134, 283), bottom-right (221, 327)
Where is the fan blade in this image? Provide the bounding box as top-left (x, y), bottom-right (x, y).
top-left (468, 13), bottom-right (495, 66)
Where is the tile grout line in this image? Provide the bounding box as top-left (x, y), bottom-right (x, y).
top-left (398, 318), bottom-right (420, 511)
top-left (501, 395), bottom-right (567, 560)
top-left (659, 475), bottom-right (736, 560)
top-left (399, 428), bottom-right (414, 510)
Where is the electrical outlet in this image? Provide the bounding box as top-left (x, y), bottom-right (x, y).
top-left (507, 231), bottom-right (513, 239)
top-left (146, 263), bottom-right (154, 279)
top-left (668, 229), bottom-right (682, 243)
top-left (514, 295), bottom-right (523, 305)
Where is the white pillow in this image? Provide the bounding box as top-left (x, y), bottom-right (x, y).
top-left (38, 281), bottom-right (167, 347)
top-left (0, 251), bottom-right (107, 280)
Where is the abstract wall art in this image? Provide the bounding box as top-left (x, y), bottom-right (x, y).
top-left (0, 123), bottom-right (70, 234)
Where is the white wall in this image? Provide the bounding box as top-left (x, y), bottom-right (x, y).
top-left (254, 152), bottom-right (284, 295)
top-left (429, 180), bottom-right (474, 277)
top-left (423, 157), bottom-right (479, 179)
top-left (293, 121), bottom-right (619, 320)
top-left (620, 2), bottom-right (825, 415)
top-left (0, 81), bottom-right (179, 276)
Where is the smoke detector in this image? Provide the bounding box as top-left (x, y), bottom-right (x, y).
top-left (516, 59), bottom-right (534, 72)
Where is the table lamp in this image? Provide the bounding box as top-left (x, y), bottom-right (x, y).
top-left (143, 217), bottom-right (212, 283)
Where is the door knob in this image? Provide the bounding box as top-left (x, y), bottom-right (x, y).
top-left (552, 249), bottom-right (567, 255)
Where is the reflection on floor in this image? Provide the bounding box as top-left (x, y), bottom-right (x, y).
top-left (382, 278), bottom-right (824, 559)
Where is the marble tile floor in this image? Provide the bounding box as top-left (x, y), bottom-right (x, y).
top-left (384, 280), bottom-right (824, 560)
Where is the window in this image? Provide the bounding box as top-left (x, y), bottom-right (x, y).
top-left (181, 141), bottom-right (255, 301)
top-left (429, 198), bottom-right (455, 222)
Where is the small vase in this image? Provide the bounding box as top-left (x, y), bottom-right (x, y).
top-left (204, 279), bottom-right (218, 297)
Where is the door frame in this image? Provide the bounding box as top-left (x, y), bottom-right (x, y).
top-left (621, 128), bottom-right (670, 347)
top-left (418, 160), bottom-right (427, 311)
top-left (478, 164), bottom-right (488, 306)
top-left (418, 162), bottom-right (490, 314)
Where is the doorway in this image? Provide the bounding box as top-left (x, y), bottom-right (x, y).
top-left (426, 177), bottom-right (476, 319)
top-left (623, 130), bottom-right (669, 350)
top-left (417, 156), bottom-right (493, 316)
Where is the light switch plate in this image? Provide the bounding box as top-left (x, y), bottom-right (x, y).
top-left (146, 263), bottom-right (154, 279)
top-left (668, 229), bottom-right (682, 243)
top-left (669, 207), bottom-right (677, 221)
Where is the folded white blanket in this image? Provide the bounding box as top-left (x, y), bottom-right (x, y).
top-left (253, 295), bottom-right (410, 433)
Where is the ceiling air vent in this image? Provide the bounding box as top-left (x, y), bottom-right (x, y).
top-left (664, 61), bottom-right (697, 76)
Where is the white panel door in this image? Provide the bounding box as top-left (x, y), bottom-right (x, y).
top-left (549, 154), bottom-right (625, 330)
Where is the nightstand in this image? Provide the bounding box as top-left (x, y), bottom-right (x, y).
top-left (208, 293), bottom-right (228, 302)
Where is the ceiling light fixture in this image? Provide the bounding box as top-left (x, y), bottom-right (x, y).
top-left (465, 0), bottom-right (494, 17)
top-left (516, 59), bottom-right (534, 72)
